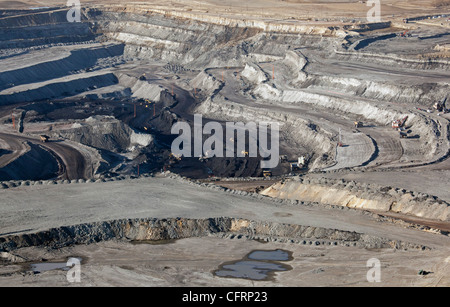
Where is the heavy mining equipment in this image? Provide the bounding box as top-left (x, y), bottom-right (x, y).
top-left (400, 30), bottom-right (412, 37)
top-left (279, 155), bottom-right (288, 163)
top-left (434, 98), bottom-right (448, 113)
top-left (392, 116), bottom-right (408, 129)
top-left (39, 135), bottom-right (50, 142)
top-left (170, 153), bottom-right (182, 161)
top-left (263, 170), bottom-right (272, 178)
top-left (290, 156), bottom-right (306, 172)
top-left (354, 121), bottom-right (363, 128)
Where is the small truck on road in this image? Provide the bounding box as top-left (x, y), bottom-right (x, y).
top-left (39, 135), bottom-right (50, 143)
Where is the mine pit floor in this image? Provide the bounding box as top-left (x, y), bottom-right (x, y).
top-left (1, 237), bottom-right (448, 287)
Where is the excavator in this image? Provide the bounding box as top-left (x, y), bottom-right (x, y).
top-left (400, 30), bottom-right (412, 38)
top-left (392, 116), bottom-right (408, 129)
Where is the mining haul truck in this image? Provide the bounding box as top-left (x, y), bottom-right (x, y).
top-left (39, 135), bottom-right (50, 143)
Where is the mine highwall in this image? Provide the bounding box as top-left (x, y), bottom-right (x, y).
top-left (262, 178), bottom-right (450, 222)
top-left (0, 217), bottom-right (428, 253)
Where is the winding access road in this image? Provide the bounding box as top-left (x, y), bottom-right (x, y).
top-left (0, 132), bottom-right (88, 180)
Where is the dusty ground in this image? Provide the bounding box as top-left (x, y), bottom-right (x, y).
top-left (1, 0), bottom-right (447, 21)
top-left (1, 237), bottom-right (449, 287)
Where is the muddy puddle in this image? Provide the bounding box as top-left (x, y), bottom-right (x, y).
top-left (130, 239), bottom-right (178, 245)
top-left (214, 249), bottom-right (293, 281)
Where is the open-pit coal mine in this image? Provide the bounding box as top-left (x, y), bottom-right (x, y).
top-left (0, 0), bottom-right (449, 288)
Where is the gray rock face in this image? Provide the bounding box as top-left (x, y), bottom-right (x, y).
top-left (0, 217), bottom-right (426, 253)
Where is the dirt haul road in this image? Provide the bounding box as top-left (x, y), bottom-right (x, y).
top-left (0, 132), bottom-right (88, 180)
top-left (0, 133), bottom-right (28, 168)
